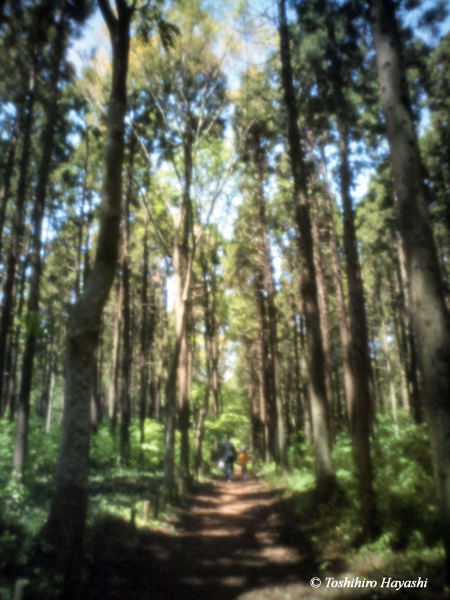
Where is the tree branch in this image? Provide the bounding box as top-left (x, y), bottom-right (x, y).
top-left (98, 0), bottom-right (117, 32)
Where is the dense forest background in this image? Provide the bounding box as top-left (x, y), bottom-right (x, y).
top-left (1, 0), bottom-right (450, 597)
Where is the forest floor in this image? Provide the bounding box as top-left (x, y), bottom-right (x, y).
top-left (85, 475), bottom-right (446, 600)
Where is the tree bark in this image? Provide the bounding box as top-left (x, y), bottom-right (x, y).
top-left (163, 226), bottom-right (190, 489)
top-left (278, 0), bottom-right (335, 496)
top-left (0, 63), bottom-right (36, 415)
top-left (139, 206), bottom-right (149, 448)
top-left (13, 6), bottom-right (67, 480)
top-left (178, 117), bottom-right (195, 487)
top-left (311, 194), bottom-right (335, 440)
top-left (119, 132), bottom-right (135, 465)
top-left (75, 129), bottom-right (90, 299)
top-left (324, 6), bottom-right (378, 536)
top-left (255, 270), bottom-right (272, 462)
top-left (370, 0), bottom-right (450, 579)
top-left (318, 143), bottom-right (352, 422)
top-left (396, 234), bottom-right (422, 422)
top-left (42, 1), bottom-right (132, 595)
top-left (0, 116), bottom-right (18, 260)
top-left (108, 277), bottom-right (122, 428)
top-left (253, 130), bottom-right (286, 467)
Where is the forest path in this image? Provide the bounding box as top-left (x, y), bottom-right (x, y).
top-left (88, 476), bottom-right (321, 600)
top-left (87, 477), bottom-right (444, 600)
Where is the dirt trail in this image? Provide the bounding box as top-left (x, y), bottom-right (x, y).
top-left (87, 478), bottom-right (444, 600)
top-left (88, 477), bottom-right (318, 600)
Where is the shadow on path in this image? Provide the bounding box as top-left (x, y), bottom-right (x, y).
top-left (87, 478), bottom-right (318, 600)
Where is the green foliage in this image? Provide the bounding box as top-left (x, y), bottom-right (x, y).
top-left (257, 415), bottom-right (444, 590)
top-left (131, 420), bottom-right (165, 471)
top-left (262, 415), bottom-right (441, 559)
top-left (27, 422), bottom-right (61, 477)
top-left (0, 420), bottom-right (14, 488)
top-left (89, 425), bottom-right (117, 470)
top-left (90, 419), bottom-right (165, 472)
top-left (372, 414), bottom-right (438, 549)
top-left (204, 378), bottom-right (251, 449)
top-left (327, 415), bottom-right (439, 551)
top-left (0, 423), bottom-right (54, 579)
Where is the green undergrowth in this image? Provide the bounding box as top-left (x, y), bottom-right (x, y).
top-left (260, 413), bottom-right (446, 592)
top-left (0, 417), bottom-right (181, 594)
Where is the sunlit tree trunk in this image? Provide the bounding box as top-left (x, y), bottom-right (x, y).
top-left (370, 0), bottom-right (450, 579)
top-left (119, 133), bottom-right (135, 465)
top-left (338, 120), bottom-right (378, 536)
top-left (311, 195), bottom-right (335, 440)
top-left (248, 348), bottom-right (262, 459)
top-left (380, 306), bottom-right (399, 438)
top-left (255, 270), bottom-right (273, 461)
top-left (323, 7), bottom-right (378, 536)
top-left (164, 225), bottom-right (190, 489)
top-left (178, 119), bottom-right (194, 487)
top-left (195, 245), bottom-right (213, 475)
top-left (74, 130), bottom-right (90, 299)
top-left (253, 131), bottom-right (286, 467)
top-left (42, 2), bottom-right (132, 596)
top-left (318, 144), bottom-right (352, 421)
top-left (396, 235), bottom-right (422, 423)
top-left (139, 207), bottom-right (149, 445)
top-left (278, 0), bottom-right (335, 496)
top-left (108, 278), bottom-right (122, 428)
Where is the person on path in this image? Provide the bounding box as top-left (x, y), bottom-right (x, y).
top-left (237, 448), bottom-right (250, 480)
top-left (220, 434), bottom-right (237, 482)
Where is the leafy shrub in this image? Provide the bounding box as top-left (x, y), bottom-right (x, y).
top-left (371, 414), bottom-right (438, 548)
top-left (0, 420), bottom-right (15, 488)
top-left (27, 422), bottom-right (61, 476)
top-left (130, 419), bottom-right (165, 471)
top-left (90, 425), bottom-right (117, 470)
top-left (330, 414), bottom-right (439, 550)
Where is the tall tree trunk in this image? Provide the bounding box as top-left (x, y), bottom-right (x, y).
top-left (311, 194), bottom-right (335, 440)
top-left (324, 8), bottom-right (378, 536)
top-left (380, 306), bottom-right (400, 438)
top-left (139, 207), bottom-right (149, 446)
top-left (196, 246), bottom-right (213, 476)
top-left (178, 307), bottom-right (191, 485)
top-left (370, 0), bottom-right (450, 579)
top-left (318, 143), bottom-right (352, 422)
top-left (147, 279), bottom-right (158, 419)
top-left (3, 238), bottom-right (29, 421)
top-left (253, 131), bottom-right (286, 467)
top-left (108, 277), bottom-right (122, 428)
top-left (75, 129), bottom-right (90, 299)
top-left (0, 117), bottom-right (18, 260)
top-left (177, 119), bottom-right (194, 487)
top-left (91, 326), bottom-right (103, 431)
top-left (119, 133), bottom-right (135, 465)
top-left (299, 314), bottom-right (313, 445)
top-left (248, 348), bottom-right (262, 460)
top-left (42, 2), bottom-right (132, 596)
top-left (291, 296), bottom-right (304, 440)
top-left (337, 119), bottom-right (378, 538)
top-left (396, 234), bottom-right (422, 423)
top-left (13, 7), bottom-right (67, 480)
top-left (278, 0), bottom-right (335, 496)
top-left (163, 227), bottom-right (191, 489)
top-left (45, 351), bottom-right (57, 434)
top-left (0, 63), bottom-right (36, 414)
top-left (255, 271), bottom-right (272, 462)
